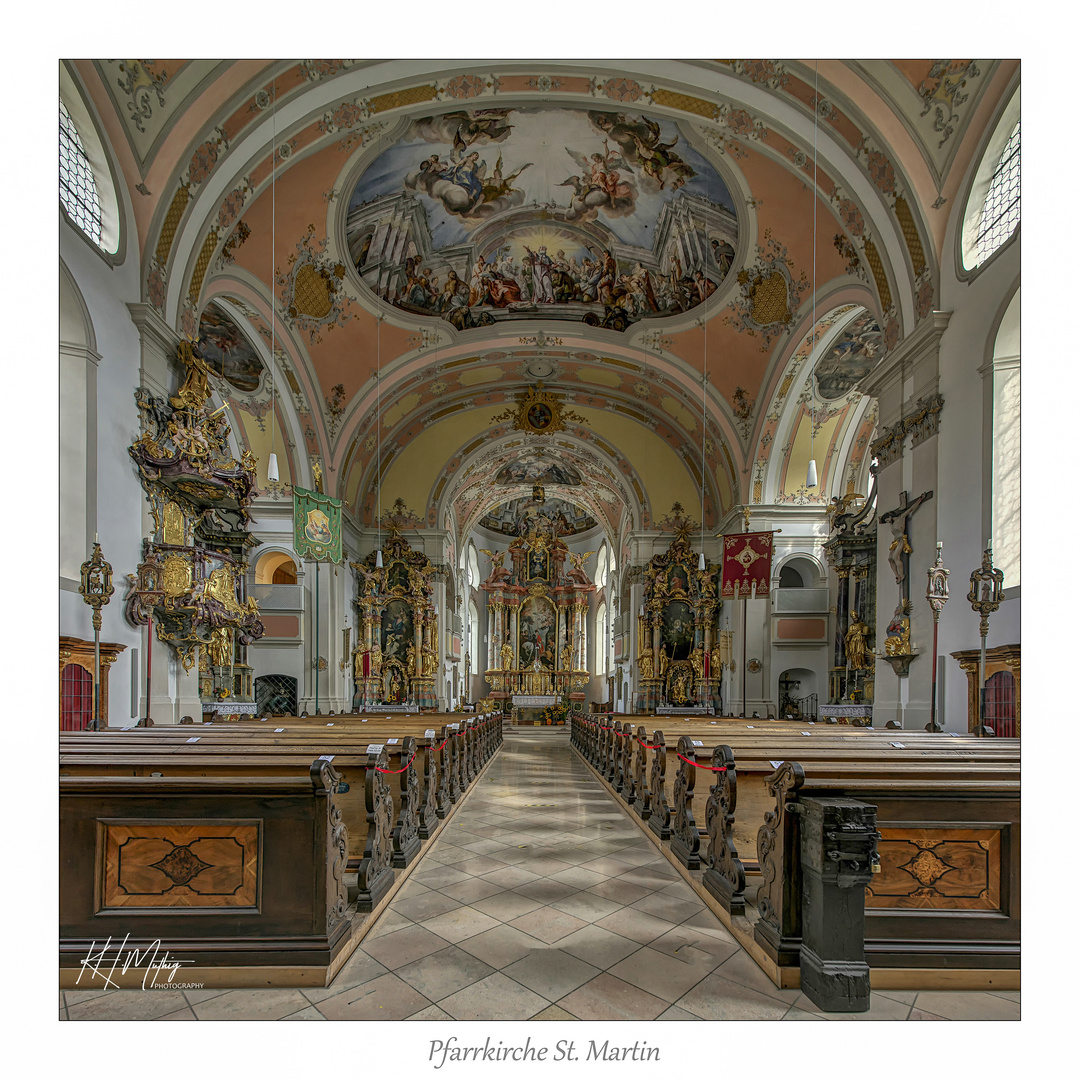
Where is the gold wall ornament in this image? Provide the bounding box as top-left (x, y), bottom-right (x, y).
top-left (161, 554), bottom-right (193, 599)
top-left (204, 566), bottom-right (243, 615)
top-left (489, 384), bottom-right (590, 436)
top-left (163, 501), bottom-right (185, 545)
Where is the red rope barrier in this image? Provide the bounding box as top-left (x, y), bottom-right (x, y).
top-left (376, 752), bottom-right (417, 774)
top-left (637, 739), bottom-right (662, 750)
top-left (675, 752), bottom-right (727, 771)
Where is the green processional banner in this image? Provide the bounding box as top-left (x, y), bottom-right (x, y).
top-left (292, 487), bottom-right (342, 563)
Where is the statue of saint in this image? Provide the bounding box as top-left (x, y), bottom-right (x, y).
top-left (638, 646), bottom-right (654, 680)
top-left (561, 642), bottom-right (573, 671)
top-left (207, 626), bottom-right (232, 668)
top-left (369, 642), bottom-right (383, 676)
top-left (169, 340), bottom-right (213, 412)
top-left (657, 646), bottom-right (670, 678)
top-left (422, 645), bottom-right (437, 677)
top-left (690, 644), bottom-right (704, 679)
top-left (501, 642), bottom-right (514, 670)
top-left (352, 643), bottom-right (368, 681)
top-left (844, 612), bottom-right (869, 670)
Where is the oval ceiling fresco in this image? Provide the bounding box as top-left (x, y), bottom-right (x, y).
top-left (346, 107), bottom-right (738, 331)
top-left (813, 311), bottom-right (884, 400)
top-left (197, 301), bottom-right (265, 392)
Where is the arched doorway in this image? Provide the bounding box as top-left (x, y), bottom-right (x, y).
top-left (60, 663), bottom-right (93, 730)
top-left (777, 666), bottom-right (818, 721)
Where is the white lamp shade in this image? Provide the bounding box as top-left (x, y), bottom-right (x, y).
top-left (375, 549), bottom-right (383, 568)
top-left (806, 458), bottom-right (818, 488)
top-left (267, 453), bottom-right (279, 482)
top-left (698, 552), bottom-right (706, 571)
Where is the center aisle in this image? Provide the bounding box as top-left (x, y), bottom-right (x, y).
top-left (303, 729), bottom-right (899, 1020)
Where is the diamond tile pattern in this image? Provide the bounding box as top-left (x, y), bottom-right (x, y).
top-left (62, 731), bottom-right (1018, 1021)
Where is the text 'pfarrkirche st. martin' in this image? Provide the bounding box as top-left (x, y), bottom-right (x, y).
top-left (428, 1038), bottom-right (660, 1068)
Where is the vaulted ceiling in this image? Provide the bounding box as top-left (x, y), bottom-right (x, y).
top-left (70, 59), bottom-right (1018, 558)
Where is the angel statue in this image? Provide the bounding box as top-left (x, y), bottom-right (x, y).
top-left (479, 548), bottom-right (511, 584)
top-left (567, 550), bottom-right (596, 585)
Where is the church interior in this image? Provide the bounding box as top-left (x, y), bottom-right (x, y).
top-left (57, 56), bottom-right (1023, 1029)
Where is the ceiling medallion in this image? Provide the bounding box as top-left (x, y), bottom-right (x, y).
top-left (490, 384), bottom-right (589, 436)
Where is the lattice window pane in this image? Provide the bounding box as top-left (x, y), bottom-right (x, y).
top-left (60, 99), bottom-right (103, 246)
top-left (255, 674), bottom-right (298, 716)
top-left (984, 670), bottom-right (1016, 738)
top-left (61, 663), bottom-right (94, 731)
top-left (975, 120), bottom-right (1020, 265)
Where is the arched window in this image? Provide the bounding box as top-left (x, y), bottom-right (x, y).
top-left (972, 121), bottom-right (1020, 266)
top-left (59, 65), bottom-right (122, 257)
top-left (990, 289), bottom-right (1020, 591)
top-left (962, 94), bottom-right (1020, 272)
top-left (595, 544), bottom-right (608, 590)
top-left (60, 99), bottom-right (103, 247)
top-left (595, 601), bottom-right (607, 675)
top-left (468, 601), bottom-right (479, 674)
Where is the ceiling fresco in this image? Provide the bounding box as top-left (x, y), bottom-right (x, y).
top-left (196, 301), bottom-right (265, 393)
top-left (346, 106), bottom-right (738, 331)
top-left (814, 311), bottom-right (884, 401)
top-left (65, 57), bottom-right (1019, 556)
top-left (478, 495), bottom-right (598, 538)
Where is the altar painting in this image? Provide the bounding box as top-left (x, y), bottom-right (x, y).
top-left (519, 596), bottom-right (557, 671)
top-left (381, 601), bottom-right (413, 666)
top-left (662, 600), bottom-right (694, 662)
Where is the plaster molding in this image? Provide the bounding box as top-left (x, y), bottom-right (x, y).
top-left (859, 310), bottom-right (951, 424)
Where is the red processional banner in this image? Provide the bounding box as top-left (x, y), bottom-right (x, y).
top-left (720, 531), bottom-right (774, 599)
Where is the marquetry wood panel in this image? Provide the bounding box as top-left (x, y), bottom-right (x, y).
top-left (100, 820), bottom-right (259, 910)
top-left (866, 827), bottom-right (1002, 911)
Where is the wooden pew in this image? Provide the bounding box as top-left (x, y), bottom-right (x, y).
top-left (572, 716), bottom-right (1021, 988)
top-left (750, 758), bottom-right (1020, 984)
top-left (60, 714), bottom-right (502, 908)
top-left (60, 759), bottom-right (352, 987)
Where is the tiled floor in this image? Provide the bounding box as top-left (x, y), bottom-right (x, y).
top-left (61, 731), bottom-right (1019, 1021)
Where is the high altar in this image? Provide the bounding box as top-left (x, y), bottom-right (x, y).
top-left (350, 519), bottom-right (439, 711)
top-left (635, 520), bottom-right (721, 713)
top-left (481, 521), bottom-right (593, 706)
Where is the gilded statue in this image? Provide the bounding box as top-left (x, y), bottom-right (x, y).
top-left (207, 626), bottom-right (232, 668)
top-left (710, 643), bottom-right (721, 677)
top-left (353, 643), bottom-right (368, 681)
top-left (421, 645), bottom-right (437, 677)
top-left (406, 642), bottom-right (417, 674)
top-left (561, 643), bottom-right (573, 671)
top-left (369, 641), bottom-right (383, 676)
top-left (501, 641), bottom-right (514, 670)
top-left (670, 668), bottom-right (690, 703)
top-left (844, 611), bottom-right (870, 670)
top-left (657, 646), bottom-right (670, 678)
top-left (169, 340), bottom-right (213, 412)
top-left (690, 644), bottom-right (704, 680)
top-left (638, 646), bottom-right (654, 680)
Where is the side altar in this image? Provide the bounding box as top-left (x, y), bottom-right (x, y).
top-left (481, 522), bottom-right (593, 707)
top-left (634, 512), bottom-right (721, 714)
top-left (350, 514), bottom-right (440, 711)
